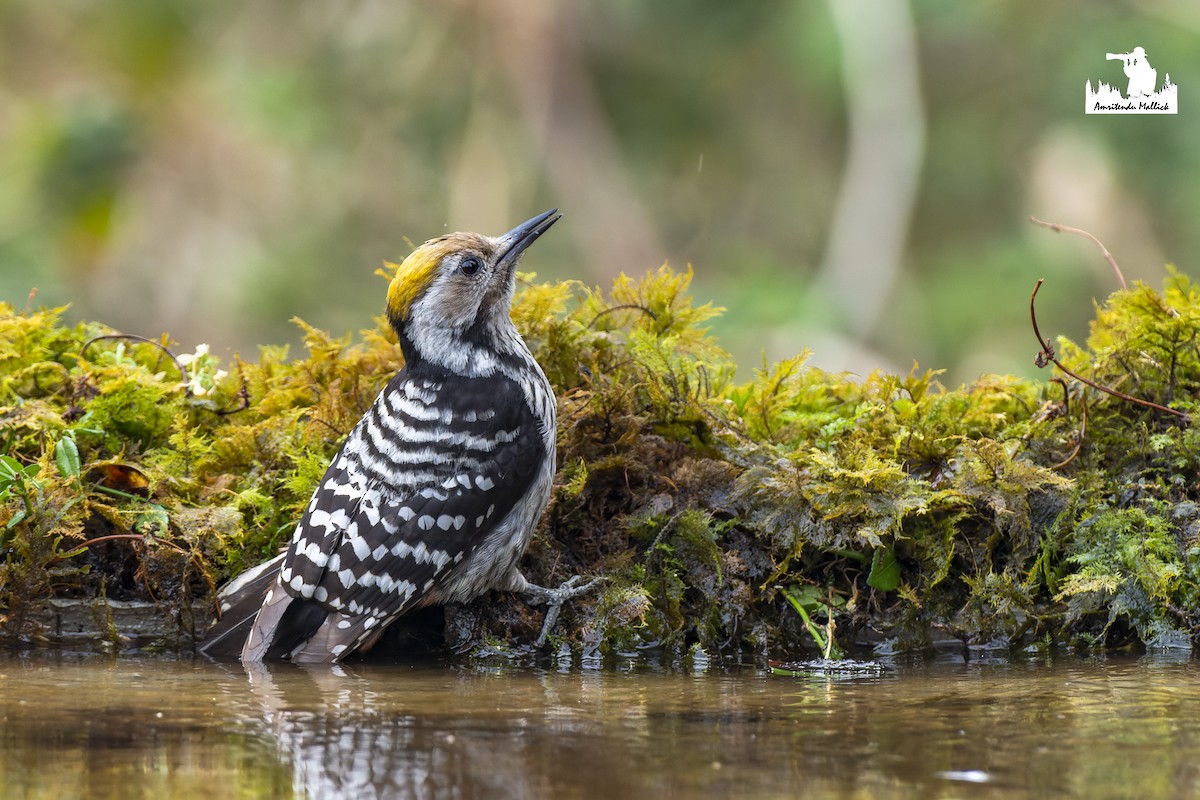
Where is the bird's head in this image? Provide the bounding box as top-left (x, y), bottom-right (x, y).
top-left (384, 209), bottom-right (560, 373)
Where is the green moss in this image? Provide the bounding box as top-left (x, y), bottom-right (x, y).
top-left (1056, 505), bottom-right (1193, 644)
top-left (2, 267), bottom-right (1199, 658)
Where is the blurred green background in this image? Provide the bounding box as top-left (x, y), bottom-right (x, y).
top-left (1, 0), bottom-right (1196, 385)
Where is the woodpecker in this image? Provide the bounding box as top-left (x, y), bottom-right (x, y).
top-left (202, 209), bottom-right (595, 663)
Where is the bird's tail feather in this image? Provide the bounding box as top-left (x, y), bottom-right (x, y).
top-left (241, 580), bottom-right (295, 661)
top-left (291, 612), bottom-right (377, 664)
top-left (199, 554), bottom-right (285, 659)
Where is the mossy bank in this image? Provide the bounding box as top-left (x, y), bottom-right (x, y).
top-left (3, 266), bottom-right (1199, 661)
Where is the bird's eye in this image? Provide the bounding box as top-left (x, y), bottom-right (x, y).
top-left (459, 256), bottom-right (482, 276)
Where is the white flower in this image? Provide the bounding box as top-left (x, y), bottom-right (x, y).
top-left (179, 344), bottom-right (224, 397)
top-left (178, 343), bottom-right (210, 367)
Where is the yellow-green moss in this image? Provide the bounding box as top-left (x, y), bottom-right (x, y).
top-left (2, 267), bottom-right (1199, 658)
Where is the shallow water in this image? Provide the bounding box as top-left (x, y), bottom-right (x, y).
top-left (1, 650), bottom-right (1198, 799)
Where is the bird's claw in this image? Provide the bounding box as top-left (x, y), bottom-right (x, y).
top-left (524, 575), bottom-right (606, 647)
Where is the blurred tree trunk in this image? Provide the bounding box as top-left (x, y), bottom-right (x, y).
top-left (467, 0), bottom-right (665, 283)
top-left (816, 0), bottom-right (924, 340)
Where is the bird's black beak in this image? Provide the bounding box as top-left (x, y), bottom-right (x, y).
top-left (496, 209), bottom-right (560, 272)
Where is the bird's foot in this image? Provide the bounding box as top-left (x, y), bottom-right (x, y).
top-left (522, 575), bottom-right (605, 647)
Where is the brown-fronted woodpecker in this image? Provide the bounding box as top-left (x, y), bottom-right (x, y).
top-left (203, 210), bottom-right (597, 663)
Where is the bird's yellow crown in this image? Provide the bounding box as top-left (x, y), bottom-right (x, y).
top-left (384, 235), bottom-right (479, 322)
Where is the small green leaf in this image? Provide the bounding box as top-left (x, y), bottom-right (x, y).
top-left (55, 436), bottom-right (81, 479)
top-left (867, 545), bottom-right (901, 592)
top-left (0, 454), bottom-right (21, 481)
top-left (0, 456), bottom-right (41, 499)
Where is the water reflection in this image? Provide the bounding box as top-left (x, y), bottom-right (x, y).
top-left (1, 651), bottom-right (1199, 799)
top-left (235, 660), bottom-right (836, 799)
top-left (0, 651), bottom-right (292, 798)
top-left (240, 662), bottom-right (556, 798)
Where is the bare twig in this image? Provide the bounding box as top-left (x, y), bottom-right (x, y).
top-left (214, 377), bottom-right (251, 416)
top-left (1050, 377), bottom-right (1070, 416)
top-left (82, 333), bottom-right (189, 384)
top-left (1030, 279), bottom-right (1188, 421)
top-left (1050, 392), bottom-right (1088, 470)
top-left (66, 533), bottom-right (222, 621)
top-left (1030, 217), bottom-right (1127, 290)
top-left (309, 416), bottom-right (347, 438)
top-left (587, 303), bottom-right (657, 329)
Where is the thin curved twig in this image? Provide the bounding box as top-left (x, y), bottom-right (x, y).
top-left (1030, 279), bottom-right (1188, 421)
top-left (65, 533), bottom-right (222, 621)
top-left (1030, 217), bottom-right (1126, 290)
top-left (587, 303), bottom-right (658, 329)
top-left (1050, 377), bottom-right (1070, 416)
top-left (82, 333), bottom-right (189, 384)
top-left (1050, 391), bottom-right (1088, 470)
top-left (214, 378), bottom-right (251, 416)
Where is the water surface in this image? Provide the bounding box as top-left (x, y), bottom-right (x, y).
top-left (1, 650), bottom-right (1197, 799)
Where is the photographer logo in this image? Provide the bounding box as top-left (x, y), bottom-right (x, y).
top-left (1085, 46), bottom-right (1177, 114)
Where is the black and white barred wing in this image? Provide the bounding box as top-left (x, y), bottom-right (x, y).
top-left (267, 371), bottom-right (546, 660)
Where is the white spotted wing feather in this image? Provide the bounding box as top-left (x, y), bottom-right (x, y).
top-left (243, 369), bottom-right (550, 663)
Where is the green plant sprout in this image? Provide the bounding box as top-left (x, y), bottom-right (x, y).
top-left (780, 584), bottom-right (846, 660)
